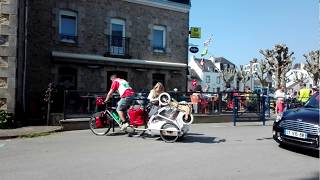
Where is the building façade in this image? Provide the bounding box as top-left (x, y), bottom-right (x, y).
top-left (19, 0), bottom-right (191, 124)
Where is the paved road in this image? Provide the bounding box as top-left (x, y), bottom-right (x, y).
top-left (0, 123), bottom-right (318, 180)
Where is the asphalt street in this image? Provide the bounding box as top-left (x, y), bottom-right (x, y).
top-left (0, 123), bottom-right (319, 180)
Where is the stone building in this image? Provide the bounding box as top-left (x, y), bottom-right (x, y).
top-left (0, 0), bottom-right (26, 116)
top-left (5, 0), bottom-right (191, 124)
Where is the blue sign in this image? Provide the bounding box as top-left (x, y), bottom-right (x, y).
top-left (189, 46), bottom-right (199, 53)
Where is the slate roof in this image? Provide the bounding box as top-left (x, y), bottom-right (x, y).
top-left (193, 58), bottom-right (219, 72)
top-left (213, 57), bottom-right (233, 64)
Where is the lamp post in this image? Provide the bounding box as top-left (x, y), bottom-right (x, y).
top-left (250, 61), bottom-right (253, 91)
top-left (249, 58), bottom-right (258, 91)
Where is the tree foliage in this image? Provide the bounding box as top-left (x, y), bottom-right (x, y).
top-left (287, 71), bottom-right (309, 86)
top-left (0, 110), bottom-right (13, 129)
top-left (260, 44), bottom-right (294, 88)
top-left (250, 58), bottom-right (271, 88)
top-left (219, 68), bottom-right (236, 88)
top-left (237, 65), bottom-right (250, 90)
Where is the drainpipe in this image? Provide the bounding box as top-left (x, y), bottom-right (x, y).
top-left (22, 0), bottom-right (28, 113)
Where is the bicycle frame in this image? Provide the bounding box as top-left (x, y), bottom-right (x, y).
top-left (103, 105), bottom-right (148, 133)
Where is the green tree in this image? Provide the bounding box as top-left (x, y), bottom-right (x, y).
top-left (303, 50), bottom-right (320, 86)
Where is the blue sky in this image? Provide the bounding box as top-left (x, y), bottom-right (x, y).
top-left (189, 0), bottom-right (319, 66)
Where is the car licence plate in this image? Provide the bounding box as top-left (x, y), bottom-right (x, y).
top-left (284, 129), bottom-right (307, 139)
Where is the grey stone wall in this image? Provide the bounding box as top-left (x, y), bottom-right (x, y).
top-left (0, 0), bottom-right (17, 113)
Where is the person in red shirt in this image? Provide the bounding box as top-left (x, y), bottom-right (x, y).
top-left (104, 75), bottom-right (135, 130)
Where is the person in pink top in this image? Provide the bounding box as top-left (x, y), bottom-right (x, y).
top-left (275, 85), bottom-right (286, 118)
top-left (104, 74), bottom-right (135, 130)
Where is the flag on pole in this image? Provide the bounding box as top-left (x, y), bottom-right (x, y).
top-left (200, 47), bottom-right (208, 57)
top-left (203, 35), bottom-right (213, 46)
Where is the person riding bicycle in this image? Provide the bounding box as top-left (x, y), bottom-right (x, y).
top-left (104, 74), bottom-right (135, 131)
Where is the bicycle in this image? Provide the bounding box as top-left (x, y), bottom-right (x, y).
top-left (89, 96), bottom-right (148, 136)
top-left (89, 93), bottom-right (194, 143)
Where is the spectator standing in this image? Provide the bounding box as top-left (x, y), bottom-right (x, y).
top-left (275, 85), bottom-right (286, 118)
top-left (190, 85), bottom-right (203, 114)
top-left (311, 85), bottom-right (318, 96)
top-left (298, 83), bottom-right (312, 103)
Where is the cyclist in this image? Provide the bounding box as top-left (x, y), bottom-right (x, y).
top-left (104, 74), bottom-right (135, 130)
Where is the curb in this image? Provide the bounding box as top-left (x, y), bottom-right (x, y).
top-left (0, 126), bottom-right (63, 140)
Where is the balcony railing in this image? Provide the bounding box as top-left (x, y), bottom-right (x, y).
top-left (105, 35), bottom-right (131, 58)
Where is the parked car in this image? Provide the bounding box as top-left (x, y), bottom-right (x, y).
top-left (273, 92), bottom-right (320, 150)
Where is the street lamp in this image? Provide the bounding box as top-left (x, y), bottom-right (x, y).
top-left (250, 61), bottom-right (253, 91)
top-left (249, 58), bottom-right (258, 91)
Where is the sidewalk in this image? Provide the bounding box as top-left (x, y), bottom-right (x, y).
top-left (0, 126), bottom-right (62, 140)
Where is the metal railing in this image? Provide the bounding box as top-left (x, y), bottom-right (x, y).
top-left (105, 35), bottom-right (130, 58)
top-left (57, 90), bottom-right (307, 123)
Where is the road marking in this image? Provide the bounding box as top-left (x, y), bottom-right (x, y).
top-left (0, 143), bottom-right (5, 148)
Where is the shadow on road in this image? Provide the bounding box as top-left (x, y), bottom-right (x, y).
top-left (279, 144), bottom-right (319, 158)
top-left (256, 137), bottom-right (273, 141)
top-left (181, 133), bottom-right (226, 144)
top-left (104, 131), bottom-right (226, 144)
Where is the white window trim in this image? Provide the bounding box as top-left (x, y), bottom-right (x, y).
top-left (110, 18), bottom-right (126, 37)
top-left (59, 10), bottom-right (77, 43)
top-left (152, 25), bottom-right (166, 52)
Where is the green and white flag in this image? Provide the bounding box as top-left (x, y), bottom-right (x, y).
top-left (201, 47), bottom-right (208, 57)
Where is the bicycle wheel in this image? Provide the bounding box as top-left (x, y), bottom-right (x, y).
top-left (130, 121), bottom-right (148, 137)
top-left (89, 112), bottom-right (112, 136)
top-left (159, 122), bottom-right (179, 143)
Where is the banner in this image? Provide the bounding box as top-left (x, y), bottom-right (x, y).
top-left (190, 27), bottom-right (201, 38)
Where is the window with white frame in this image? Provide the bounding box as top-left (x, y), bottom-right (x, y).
top-left (206, 75), bottom-right (210, 83)
top-left (110, 19), bottom-right (125, 55)
top-left (59, 10), bottom-right (77, 43)
top-left (152, 25), bottom-right (166, 51)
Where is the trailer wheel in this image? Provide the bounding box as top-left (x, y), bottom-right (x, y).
top-left (160, 122), bottom-right (179, 143)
